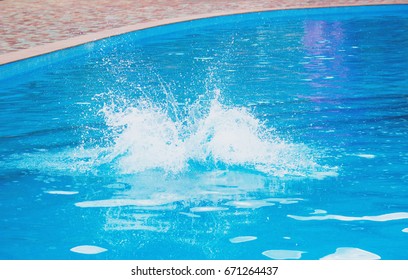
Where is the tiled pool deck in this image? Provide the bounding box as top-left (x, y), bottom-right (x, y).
top-left (0, 0), bottom-right (406, 64)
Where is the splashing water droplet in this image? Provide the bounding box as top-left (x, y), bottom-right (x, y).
top-left (94, 90), bottom-right (336, 177)
top-left (8, 88), bottom-right (337, 179)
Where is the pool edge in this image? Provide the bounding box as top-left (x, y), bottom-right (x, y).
top-left (0, 3), bottom-right (405, 66)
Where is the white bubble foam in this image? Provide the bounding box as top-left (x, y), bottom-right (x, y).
top-left (402, 228), bottom-right (408, 233)
top-left (355, 154), bottom-right (376, 159)
top-left (70, 245), bottom-right (107, 255)
top-left (229, 236), bottom-right (257, 243)
top-left (225, 200), bottom-right (274, 209)
top-left (75, 198), bottom-right (173, 208)
top-left (288, 212), bottom-right (408, 222)
top-left (194, 57), bottom-right (214, 61)
top-left (309, 170), bottom-right (339, 180)
top-left (179, 212), bottom-right (201, 218)
top-left (104, 183), bottom-right (130, 190)
top-left (190, 206), bottom-right (229, 213)
top-left (262, 250), bottom-right (305, 260)
top-left (321, 247), bottom-right (380, 260)
top-left (265, 198), bottom-right (303, 204)
top-left (310, 209), bottom-right (327, 215)
top-left (44, 190), bottom-right (79, 195)
top-left (104, 215), bottom-right (167, 232)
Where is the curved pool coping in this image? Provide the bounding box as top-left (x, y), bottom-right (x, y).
top-left (0, 3), bottom-right (404, 66)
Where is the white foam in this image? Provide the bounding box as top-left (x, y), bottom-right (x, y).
top-left (101, 101), bottom-right (186, 173)
top-left (225, 200), bottom-right (274, 209)
top-left (262, 250), bottom-right (305, 260)
top-left (288, 212), bottom-right (408, 222)
top-left (104, 216), bottom-right (167, 232)
top-left (104, 183), bottom-right (129, 190)
top-left (321, 248), bottom-right (380, 260)
top-left (229, 236), bottom-right (257, 243)
top-left (309, 170), bottom-right (339, 180)
top-left (355, 154), bottom-right (376, 159)
top-left (106, 222), bottom-right (161, 232)
top-left (44, 190), bottom-right (78, 195)
top-left (190, 206), bottom-right (229, 213)
top-left (193, 57), bottom-right (214, 61)
top-left (75, 198), bottom-right (172, 208)
top-left (70, 245), bottom-right (107, 255)
top-left (402, 228), bottom-right (408, 233)
top-left (310, 209), bottom-right (327, 215)
top-left (265, 198), bottom-right (303, 205)
top-left (179, 212), bottom-right (201, 218)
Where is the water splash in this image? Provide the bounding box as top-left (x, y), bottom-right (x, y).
top-left (4, 86), bottom-right (336, 179)
top-left (96, 88), bottom-right (335, 177)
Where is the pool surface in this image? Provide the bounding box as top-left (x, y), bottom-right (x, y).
top-left (1, 5), bottom-right (408, 259)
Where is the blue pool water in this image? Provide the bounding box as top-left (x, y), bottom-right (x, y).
top-left (1, 5), bottom-right (408, 260)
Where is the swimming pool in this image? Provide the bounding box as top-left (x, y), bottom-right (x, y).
top-left (0, 5), bottom-right (407, 260)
